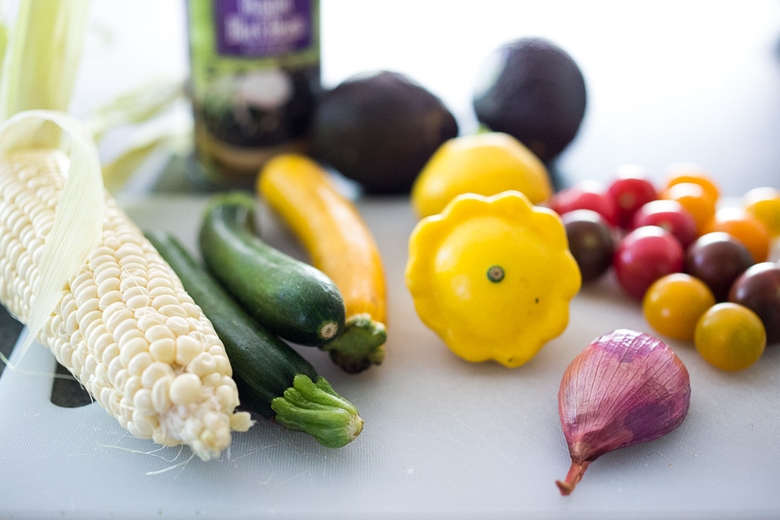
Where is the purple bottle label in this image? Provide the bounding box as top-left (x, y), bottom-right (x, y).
top-left (214, 0), bottom-right (313, 57)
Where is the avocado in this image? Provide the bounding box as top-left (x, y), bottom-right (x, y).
top-left (309, 71), bottom-right (459, 194)
top-left (472, 38), bottom-right (587, 164)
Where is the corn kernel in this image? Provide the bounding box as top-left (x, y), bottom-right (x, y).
top-left (103, 304), bottom-right (133, 333)
top-left (98, 290), bottom-right (122, 309)
top-left (144, 324), bottom-right (175, 343)
top-left (231, 411), bottom-right (253, 432)
top-left (126, 293), bottom-right (151, 310)
top-left (141, 361), bottom-right (174, 389)
top-left (151, 375), bottom-right (173, 413)
top-left (133, 388), bottom-right (155, 415)
top-left (128, 351), bottom-right (153, 376)
top-left (159, 304), bottom-right (189, 318)
top-left (216, 385), bottom-right (238, 411)
top-left (119, 336), bottom-right (150, 366)
top-left (188, 352), bottom-right (217, 377)
top-left (99, 338), bottom-right (119, 366)
top-left (170, 373), bottom-right (202, 405)
top-left (201, 372), bottom-right (223, 388)
top-left (165, 316), bottom-right (190, 336)
top-left (113, 318), bottom-right (140, 342)
top-left (136, 311), bottom-right (165, 332)
top-left (149, 338), bottom-right (176, 364)
top-left (175, 335), bottom-right (202, 366)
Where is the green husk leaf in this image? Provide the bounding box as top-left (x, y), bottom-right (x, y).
top-left (0, 1), bottom-right (100, 368)
top-left (100, 102), bottom-right (192, 194)
top-left (0, 0), bottom-right (91, 134)
top-left (84, 77), bottom-right (185, 142)
top-left (0, 110), bottom-right (104, 366)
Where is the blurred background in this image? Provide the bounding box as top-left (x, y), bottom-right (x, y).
top-left (68, 0), bottom-right (780, 196)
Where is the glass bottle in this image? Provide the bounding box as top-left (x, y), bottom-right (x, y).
top-left (186, 0), bottom-right (320, 188)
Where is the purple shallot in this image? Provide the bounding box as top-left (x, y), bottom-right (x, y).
top-left (556, 329), bottom-right (691, 495)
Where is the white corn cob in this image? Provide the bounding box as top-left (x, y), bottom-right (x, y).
top-left (0, 148), bottom-right (252, 460)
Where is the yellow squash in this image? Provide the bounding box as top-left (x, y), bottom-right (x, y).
top-left (410, 132), bottom-right (553, 219)
top-left (257, 154), bottom-right (387, 373)
top-left (406, 190), bottom-right (581, 368)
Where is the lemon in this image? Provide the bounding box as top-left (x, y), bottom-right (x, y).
top-left (410, 132), bottom-right (553, 218)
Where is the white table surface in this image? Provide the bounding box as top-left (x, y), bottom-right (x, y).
top-left (0, 194), bottom-right (778, 519)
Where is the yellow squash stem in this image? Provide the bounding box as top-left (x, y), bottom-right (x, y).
top-left (258, 154), bottom-right (387, 373)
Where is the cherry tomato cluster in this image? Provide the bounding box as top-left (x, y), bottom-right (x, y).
top-left (551, 163), bottom-right (780, 371)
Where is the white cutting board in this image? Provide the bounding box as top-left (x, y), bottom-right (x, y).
top-left (1, 194), bottom-right (779, 520)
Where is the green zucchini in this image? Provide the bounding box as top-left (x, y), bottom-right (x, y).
top-left (198, 191), bottom-right (346, 347)
top-left (145, 229), bottom-right (363, 448)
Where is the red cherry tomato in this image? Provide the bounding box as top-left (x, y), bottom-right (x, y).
top-left (631, 199), bottom-right (698, 248)
top-left (606, 165), bottom-right (658, 229)
top-left (550, 181), bottom-right (618, 227)
top-left (613, 226), bottom-right (684, 300)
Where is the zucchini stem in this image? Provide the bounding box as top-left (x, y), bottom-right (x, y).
top-left (323, 313), bottom-right (386, 374)
top-left (271, 375), bottom-right (364, 448)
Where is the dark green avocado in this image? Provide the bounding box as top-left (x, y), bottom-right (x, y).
top-left (309, 70), bottom-right (459, 194)
top-left (473, 38), bottom-right (587, 164)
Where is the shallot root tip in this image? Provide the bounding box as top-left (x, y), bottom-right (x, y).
top-left (556, 460), bottom-right (590, 496)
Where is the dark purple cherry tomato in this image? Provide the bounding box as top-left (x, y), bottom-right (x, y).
top-left (562, 209), bottom-right (615, 283)
top-left (606, 165), bottom-right (658, 229)
top-left (613, 225), bottom-right (684, 300)
top-left (685, 232), bottom-right (754, 302)
top-left (729, 262), bottom-right (780, 344)
top-left (551, 181), bottom-right (619, 227)
top-left (631, 199), bottom-right (698, 248)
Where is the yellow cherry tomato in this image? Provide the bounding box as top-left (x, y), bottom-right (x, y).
top-left (405, 190), bottom-right (581, 368)
top-left (695, 302), bottom-right (766, 371)
top-left (410, 132), bottom-right (553, 219)
top-left (743, 186), bottom-right (780, 238)
top-left (642, 273), bottom-right (716, 341)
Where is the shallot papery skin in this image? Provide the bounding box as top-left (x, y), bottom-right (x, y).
top-left (556, 329), bottom-right (691, 495)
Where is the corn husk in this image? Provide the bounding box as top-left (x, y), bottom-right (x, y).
top-left (0, 110), bottom-right (104, 364)
top-left (0, 0), bottom-right (97, 358)
top-left (0, 0), bottom-right (90, 133)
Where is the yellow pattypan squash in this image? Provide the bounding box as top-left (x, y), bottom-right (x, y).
top-left (405, 190), bottom-right (581, 368)
top-left (410, 132), bottom-right (553, 219)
